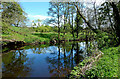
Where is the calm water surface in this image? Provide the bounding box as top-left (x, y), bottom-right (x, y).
top-left (2, 41), bottom-right (97, 77)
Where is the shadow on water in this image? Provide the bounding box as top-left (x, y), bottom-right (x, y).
top-left (2, 41), bottom-right (97, 77)
top-left (2, 50), bottom-right (32, 77)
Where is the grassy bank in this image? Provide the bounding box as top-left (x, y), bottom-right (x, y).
top-left (2, 23), bottom-right (73, 45)
top-left (70, 46), bottom-right (120, 78)
top-left (2, 22), bottom-right (95, 45)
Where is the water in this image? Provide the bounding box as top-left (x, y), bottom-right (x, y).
top-left (2, 41), bottom-right (97, 77)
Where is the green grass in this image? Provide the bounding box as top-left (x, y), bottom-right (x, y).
top-left (88, 46), bottom-right (119, 77)
top-left (2, 23), bottom-right (58, 43)
top-left (2, 22), bottom-right (95, 45)
top-left (70, 46), bottom-right (120, 78)
top-left (2, 23), bottom-right (74, 44)
top-left (2, 23), bottom-right (63, 44)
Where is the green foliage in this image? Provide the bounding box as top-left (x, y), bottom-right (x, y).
top-left (70, 46), bottom-right (119, 78)
top-left (85, 46), bottom-right (119, 78)
top-left (74, 9), bottom-right (83, 38)
top-left (96, 32), bottom-right (117, 49)
top-left (52, 26), bottom-right (58, 32)
top-left (70, 56), bottom-right (94, 78)
top-left (2, 21), bottom-right (89, 45)
top-left (2, 1), bottom-right (27, 27)
top-left (2, 23), bottom-right (55, 44)
top-left (35, 25), bottom-right (53, 32)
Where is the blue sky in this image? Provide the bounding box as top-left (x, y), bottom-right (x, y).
top-left (20, 2), bottom-right (49, 16)
top-left (19, 1), bottom-right (104, 26)
top-left (19, 2), bottom-right (52, 26)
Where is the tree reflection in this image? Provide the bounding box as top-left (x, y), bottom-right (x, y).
top-left (46, 43), bottom-right (72, 77)
top-left (2, 50), bottom-right (31, 77)
top-left (70, 43), bottom-right (74, 69)
top-left (2, 41), bottom-right (97, 77)
top-left (85, 40), bottom-right (96, 56)
top-left (74, 43), bottom-right (84, 64)
top-left (46, 42), bottom-right (85, 77)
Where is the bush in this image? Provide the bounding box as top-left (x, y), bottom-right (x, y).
top-left (85, 46), bottom-right (119, 78)
top-left (96, 32), bottom-right (117, 49)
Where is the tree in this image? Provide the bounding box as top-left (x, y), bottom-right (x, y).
top-left (75, 4), bottom-right (83, 38)
top-left (72, 1), bottom-right (120, 45)
top-left (32, 20), bottom-right (36, 27)
top-left (98, 1), bottom-right (120, 45)
top-left (69, 3), bottom-right (76, 38)
top-left (61, 2), bottom-right (68, 39)
top-left (48, 1), bottom-right (62, 41)
top-left (2, 1), bottom-right (27, 27)
top-left (109, 1), bottom-right (120, 45)
top-left (73, 2), bottom-right (99, 34)
top-left (36, 19), bottom-right (42, 27)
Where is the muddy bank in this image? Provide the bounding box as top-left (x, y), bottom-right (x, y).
top-left (2, 37), bottom-right (95, 54)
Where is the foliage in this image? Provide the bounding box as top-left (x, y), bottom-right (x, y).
top-left (85, 46), bottom-right (119, 78)
top-left (2, 23), bottom-right (54, 44)
top-left (35, 25), bottom-right (53, 32)
top-left (70, 56), bottom-right (94, 78)
top-left (1, 1), bottom-right (27, 27)
top-left (96, 32), bottom-right (117, 49)
top-left (52, 26), bottom-right (58, 32)
top-left (75, 9), bottom-right (83, 38)
top-left (2, 21), bottom-right (93, 45)
top-left (70, 46), bottom-right (120, 78)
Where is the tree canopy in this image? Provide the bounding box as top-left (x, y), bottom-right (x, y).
top-left (2, 1), bottom-right (27, 27)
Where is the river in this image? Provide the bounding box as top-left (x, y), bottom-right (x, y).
top-left (2, 41), bottom-right (97, 77)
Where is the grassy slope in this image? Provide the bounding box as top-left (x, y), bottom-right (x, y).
top-left (2, 22), bottom-right (95, 45)
top-left (70, 46), bottom-right (120, 78)
top-left (2, 26), bottom-right (56, 43)
top-left (86, 46), bottom-right (120, 77)
top-left (2, 23), bottom-right (74, 45)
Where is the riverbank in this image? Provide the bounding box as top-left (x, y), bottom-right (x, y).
top-left (2, 37), bottom-right (94, 54)
top-left (2, 31), bottom-right (94, 46)
top-left (2, 23), bottom-right (95, 46)
top-left (69, 46), bottom-right (120, 78)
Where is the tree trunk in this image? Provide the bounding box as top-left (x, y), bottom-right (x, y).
top-left (93, 2), bottom-right (97, 29)
top-left (74, 4), bottom-right (99, 34)
top-left (110, 2), bottom-right (120, 45)
top-left (63, 4), bottom-right (66, 40)
top-left (72, 12), bottom-right (74, 38)
top-left (58, 5), bottom-right (60, 42)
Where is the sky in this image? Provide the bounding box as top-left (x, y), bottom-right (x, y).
top-left (19, 2), bottom-right (51, 26)
top-left (18, 0), bottom-right (105, 27)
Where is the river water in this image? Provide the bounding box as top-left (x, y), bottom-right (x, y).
top-left (2, 41), bottom-right (97, 77)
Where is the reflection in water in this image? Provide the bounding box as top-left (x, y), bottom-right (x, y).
top-left (2, 41), bottom-right (97, 77)
top-left (2, 50), bottom-right (31, 77)
top-left (46, 43), bottom-right (72, 77)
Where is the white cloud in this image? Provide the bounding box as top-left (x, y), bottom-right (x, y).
top-left (28, 15), bottom-right (53, 20)
top-left (27, 15), bottom-right (54, 27)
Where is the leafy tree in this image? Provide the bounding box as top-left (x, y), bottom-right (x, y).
top-left (35, 19), bottom-right (42, 27)
top-left (61, 2), bottom-right (68, 38)
top-left (75, 7), bottom-right (83, 38)
top-left (32, 20), bottom-right (36, 27)
top-left (2, 1), bottom-right (27, 27)
top-left (48, 1), bottom-right (62, 41)
top-left (109, 1), bottom-right (120, 45)
top-left (69, 3), bottom-right (76, 38)
top-left (72, 1), bottom-right (120, 45)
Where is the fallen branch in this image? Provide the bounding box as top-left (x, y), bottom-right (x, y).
top-left (80, 51), bottom-right (104, 75)
top-left (1, 39), bottom-right (16, 42)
